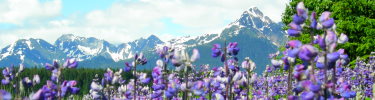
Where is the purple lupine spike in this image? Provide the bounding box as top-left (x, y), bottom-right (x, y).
top-left (321, 18), bottom-right (334, 28)
top-left (45, 61), bottom-right (59, 71)
top-left (45, 63), bottom-right (55, 71)
top-left (287, 40), bottom-right (302, 48)
top-left (134, 53), bottom-right (139, 60)
top-left (23, 77), bottom-right (33, 87)
top-left (296, 2), bottom-right (308, 17)
top-left (212, 44), bottom-right (222, 57)
top-left (2, 68), bottom-right (10, 76)
top-left (287, 48), bottom-right (299, 58)
top-left (64, 58), bottom-right (78, 68)
top-left (1, 78), bottom-right (10, 85)
top-left (301, 91), bottom-right (315, 100)
top-left (298, 45), bottom-right (318, 61)
top-left (319, 11), bottom-right (335, 28)
top-left (327, 52), bottom-right (340, 63)
top-left (287, 22), bottom-right (302, 36)
top-left (310, 11), bottom-right (318, 29)
top-left (124, 66), bottom-right (132, 72)
top-left (292, 14), bottom-right (306, 25)
top-left (227, 42), bottom-right (240, 56)
top-left (319, 11), bottom-right (331, 22)
top-left (220, 54), bottom-right (225, 62)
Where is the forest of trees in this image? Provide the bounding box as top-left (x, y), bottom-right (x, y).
top-left (0, 67), bottom-right (150, 97)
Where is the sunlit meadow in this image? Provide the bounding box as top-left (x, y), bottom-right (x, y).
top-left (0, 0), bottom-right (374, 100)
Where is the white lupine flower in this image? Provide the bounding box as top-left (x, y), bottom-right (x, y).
top-left (90, 82), bottom-right (103, 91)
top-left (190, 49), bottom-right (200, 62)
top-left (156, 59), bottom-right (164, 67)
top-left (232, 72), bottom-right (242, 81)
top-left (118, 85), bottom-right (127, 93)
top-left (33, 75), bottom-right (40, 84)
top-left (271, 59), bottom-right (283, 67)
top-left (214, 93), bottom-right (224, 100)
top-left (112, 69), bottom-right (122, 84)
top-left (337, 33), bottom-right (348, 44)
top-left (19, 64), bottom-right (24, 72)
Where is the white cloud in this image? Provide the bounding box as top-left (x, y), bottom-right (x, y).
top-left (0, 0), bottom-right (61, 25)
top-left (0, 0), bottom-right (289, 48)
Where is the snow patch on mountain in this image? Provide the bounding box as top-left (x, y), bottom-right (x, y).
top-left (164, 33), bottom-right (220, 50)
top-left (77, 45), bottom-right (101, 55)
top-left (25, 40), bottom-right (33, 49)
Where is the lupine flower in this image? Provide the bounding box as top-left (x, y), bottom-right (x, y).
top-left (337, 33), bottom-right (348, 44)
top-left (112, 69), bottom-right (123, 84)
top-left (33, 74), bottom-right (40, 85)
top-left (32, 80), bottom-right (58, 99)
top-left (271, 59), bottom-right (283, 68)
top-left (287, 2), bottom-right (307, 37)
top-left (23, 77), bottom-right (33, 87)
top-left (124, 62), bottom-right (133, 72)
top-left (292, 2), bottom-right (308, 25)
top-left (212, 44), bottom-right (222, 58)
top-left (190, 49), bottom-right (200, 62)
top-left (135, 53), bottom-right (147, 65)
top-left (319, 11), bottom-right (335, 28)
top-left (157, 46), bottom-right (174, 63)
top-left (0, 90), bottom-right (11, 100)
top-left (298, 45), bottom-right (318, 61)
top-left (171, 49), bottom-right (200, 68)
top-left (63, 58), bottom-right (78, 68)
top-left (60, 80), bottom-right (80, 97)
top-left (51, 68), bottom-right (60, 82)
top-left (18, 64), bottom-right (24, 73)
top-left (213, 93), bottom-right (224, 100)
top-left (325, 30), bottom-right (337, 46)
top-left (287, 40), bottom-right (302, 48)
top-left (139, 73), bottom-right (151, 84)
top-left (287, 22), bottom-right (302, 36)
top-left (103, 68), bottom-right (114, 85)
top-left (327, 52), bottom-right (340, 63)
top-left (227, 42), bottom-right (240, 56)
top-left (45, 61), bottom-right (59, 71)
top-left (241, 57), bottom-right (256, 71)
top-left (315, 55), bottom-right (325, 69)
top-left (310, 11), bottom-right (318, 29)
top-left (313, 35), bottom-right (326, 49)
top-left (89, 76), bottom-right (104, 99)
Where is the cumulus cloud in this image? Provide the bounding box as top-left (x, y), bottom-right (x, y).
top-left (0, 0), bottom-right (61, 25)
top-left (0, 0), bottom-right (289, 48)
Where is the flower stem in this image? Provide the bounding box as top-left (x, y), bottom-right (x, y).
top-left (287, 63), bottom-right (293, 95)
top-left (183, 65), bottom-right (189, 100)
top-left (133, 62), bottom-right (137, 100)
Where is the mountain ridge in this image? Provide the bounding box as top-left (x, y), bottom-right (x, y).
top-left (0, 7), bottom-right (286, 73)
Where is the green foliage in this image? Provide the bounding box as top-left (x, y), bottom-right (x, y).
top-left (282, 0), bottom-right (375, 63)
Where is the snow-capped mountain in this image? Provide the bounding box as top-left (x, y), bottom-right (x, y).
top-left (162, 7), bottom-right (286, 73)
top-left (0, 38), bottom-right (65, 67)
top-left (0, 7), bottom-right (286, 73)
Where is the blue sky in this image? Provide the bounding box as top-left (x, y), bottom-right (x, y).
top-left (61, 0), bottom-right (116, 16)
top-left (0, 0), bottom-right (289, 48)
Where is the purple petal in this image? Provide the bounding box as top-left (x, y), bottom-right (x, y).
top-left (287, 29), bottom-right (301, 37)
top-left (70, 87), bottom-right (80, 94)
top-left (322, 18), bottom-right (334, 28)
top-left (287, 40), bottom-right (302, 48)
top-left (319, 11), bottom-right (331, 22)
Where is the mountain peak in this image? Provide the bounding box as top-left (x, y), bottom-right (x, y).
top-left (246, 7), bottom-right (264, 17)
top-left (147, 34), bottom-right (159, 40)
top-left (57, 34), bottom-right (81, 42)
